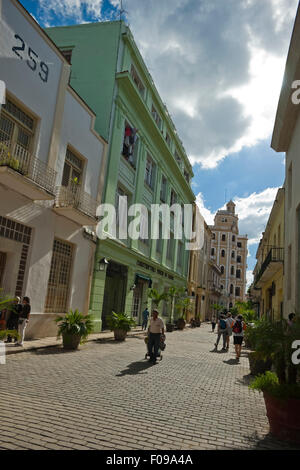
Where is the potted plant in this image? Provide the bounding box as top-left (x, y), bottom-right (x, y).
top-left (107, 311), bottom-right (136, 341)
top-left (249, 317), bottom-right (300, 444)
top-left (148, 288), bottom-right (170, 330)
top-left (166, 286), bottom-right (186, 332)
top-left (55, 309), bottom-right (94, 350)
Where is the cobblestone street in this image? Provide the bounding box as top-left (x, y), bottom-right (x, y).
top-left (1, 323), bottom-right (299, 451)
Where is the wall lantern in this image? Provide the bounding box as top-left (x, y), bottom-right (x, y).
top-left (97, 257), bottom-right (109, 272)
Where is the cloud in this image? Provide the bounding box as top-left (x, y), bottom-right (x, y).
top-left (121, 0), bottom-right (298, 168)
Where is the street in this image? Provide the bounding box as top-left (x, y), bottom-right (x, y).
top-left (0, 323), bottom-right (299, 450)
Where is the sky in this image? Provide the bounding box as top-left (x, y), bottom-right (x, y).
top-left (20, 0), bottom-right (299, 287)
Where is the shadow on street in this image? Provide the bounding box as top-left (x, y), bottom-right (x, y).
top-left (116, 360), bottom-right (154, 377)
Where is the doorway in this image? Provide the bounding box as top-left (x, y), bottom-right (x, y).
top-left (0, 252), bottom-right (6, 288)
top-left (102, 261), bottom-right (127, 330)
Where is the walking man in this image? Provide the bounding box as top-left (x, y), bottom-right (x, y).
top-left (214, 314), bottom-right (228, 351)
top-left (211, 313), bottom-right (217, 332)
top-left (147, 309), bottom-right (165, 364)
top-left (16, 296), bottom-right (31, 347)
top-left (225, 312), bottom-right (234, 350)
top-left (232, 314), bottom-right (246, 361)
top-left (141, 306), bottom-right (149, 330)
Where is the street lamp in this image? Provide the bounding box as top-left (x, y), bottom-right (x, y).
top-left (97, 257), bottom-right (109, 272)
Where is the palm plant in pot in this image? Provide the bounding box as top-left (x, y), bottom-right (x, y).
top-left (55, 309), bottom-right (94, 350)
top-left (107, 311), bottom-right (136, 341)
top-left (249, 317), bottom-right (300, 444)
top-left (0, 290), bottom-right (19, 342)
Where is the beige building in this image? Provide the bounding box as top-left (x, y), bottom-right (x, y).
top-left (209, 201), bottom-right (248, 310)
top-left (253, 188), bottom-right (284, 320)
top-left (271, 3), bottom-right (300, 317)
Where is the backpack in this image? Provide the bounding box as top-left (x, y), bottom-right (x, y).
top-left (219, 319), bottom-right (227, 330)
top-left (232, 320), bottom-right (242, 334)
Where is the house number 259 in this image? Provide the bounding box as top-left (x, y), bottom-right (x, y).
top-left (12, 34), bottom-right (49, 83)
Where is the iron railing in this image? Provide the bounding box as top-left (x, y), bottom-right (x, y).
top-left (0, 140), bottom-right (57, 194)
top-left (254, 247), bottom-right (284, 285)
top-left (55, 185), bottom-right (97, 220)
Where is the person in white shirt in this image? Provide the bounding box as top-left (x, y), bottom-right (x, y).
top-left (225, 312), bottom-right (234, 351)
top-left (147, 310), bottom-right (165, 364)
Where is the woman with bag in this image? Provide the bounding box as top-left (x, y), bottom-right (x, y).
top-left (232, 314), bottom-right (246, 361)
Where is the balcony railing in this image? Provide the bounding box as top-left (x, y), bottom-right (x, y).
top-left (254, 247), bottom-right (284, 285)
top-left (0, 140), bottom-right (57, 194)
top-left (55, 185), bottom-right (97, 220)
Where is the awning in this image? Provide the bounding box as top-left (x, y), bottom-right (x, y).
top-left (135, 273), bottom-right (152, 288)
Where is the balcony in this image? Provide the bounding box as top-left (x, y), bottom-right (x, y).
top-left (208, 281), bottom-right (222, 296)
top-left (0, 141), bottom-right (56, 200)
top-left (54, 185), bottom-right (97, 226)
top-left (254, 247), bottom-right (284, 288)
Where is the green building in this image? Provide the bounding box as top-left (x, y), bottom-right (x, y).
top-left (47, 21), bottom-right (195, 330)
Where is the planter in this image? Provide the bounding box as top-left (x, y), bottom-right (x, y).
top-left (113, 329), bottom-right (128, 341)
top-left (62, 333), bottom-right (81, 350)
top-left (195, 320), bottom-right (201, 327)
top-left (166, 323), bottom-right (174, 332)
top-left (248, 352), bottom-right (272, 376)
top-left (263, 392), bottom-right (300, 444)
top-left (177, 318), bottom-right (186, 330)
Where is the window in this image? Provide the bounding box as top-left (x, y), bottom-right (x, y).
top-left (175, 150), bottom-right (182, 167)
top-left (235, 287), bottom-right (241, 297)
top-left (115, 186), bottom-right (130, 239)
top-left (0, 98), bottom-right (35, 153)
top-left (237, 242), bottom-right (242, 248)
top-left (122, 121), bottom-right (139, 167)
top-left (156, 222), bottom-right (163, 253)
top-left (165, 132), bottom-right (172, 148)
top-left (130, 64), bottom-right (145, 97)
top-left (231, 250), bottom-right (235, 259)
top-left (160, 175), bottom-right (167, 202)
top-left (232, 235), bottom-right (236, 242)
top-left (220, 284), bottom-right (224, 290)
top-left (221, 249), bottom-right (225, 258)
top-left (152, 105), bottom-right (162, 130)
top-left (222, 218), bottom-right (227, 222)
top-left (236, 269), bottom-right (241, 279)
top-left (222, 234), bottom-right (226, 241)
top-left (237, 255), bottom-right (241, 263)
top-left (230, 284), bottom-right (233, 295)
top-left (167, 232), bottom-right (174, 261)
top-left (62, 148), bottom-right (84, 188)
top-left (145, 155), bottom-right (156, 189)
top-left (177, 241), bottom-right (183, 267)
top-left (45, 239), bottom-right (73, 313)
top-left (221, 266), bottom-right (225, 275)
top-left (231, 266), bottom-right (234, 276)
top-left (211, 248), bottom-right (215, 256)
top-left (184, 170), bottom-right (190, 183)
top-left (212, 233), bottom-right (216, 240)
top-left (139, 210), bottom-right (150, 245)
top-left (60, 48), bottom-right (73, 64)
top-left (170, 189), bottom-right (177, 206)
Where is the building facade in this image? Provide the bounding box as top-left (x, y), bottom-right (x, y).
top-left (271, 2), bottom-right (300, 317)
top-left (47, 22), bottom-right (195, 330)
top-left (0, 0), bottom-right (107, 338)
top-left (209, 201), bottom-right (248, 310)
top-left (253, 188), bottom-right (284, 320)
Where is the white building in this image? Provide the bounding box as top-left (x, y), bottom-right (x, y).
top-left (209, 201), bottom-right (248, 309)
top-left (271, 3), bottom-right (300, 317)
top-left (0, 0), bottom-right (107, 338)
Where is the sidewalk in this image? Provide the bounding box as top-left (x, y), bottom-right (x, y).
top-left (4, 327), bottom-right (146, 356)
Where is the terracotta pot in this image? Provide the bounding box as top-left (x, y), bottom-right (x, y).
top-left (62, 333), bottom-right (81, 350)
top-left (114, 329), bottom-right (128, 341)
top-left (263, 392), bottom-right (300, 444)
top-left (248, 352), bottom-right (272, 376)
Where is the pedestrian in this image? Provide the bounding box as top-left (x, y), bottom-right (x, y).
top-left (225, 312), bottom-right (234, 351)
top-left (16, 296), bottom-right (31, 347)
top-left (141, 306), bottom-right (149, 330)
top-left (6, 297), bottom-right (22, 343)
top-left (287, 312), bottom-right (296, 328)
top-left (211, 313), bottom-right (217, 332)
top-left (232, 314), bottom-right (246, 361)
top-left (147, 309), bottom-right (165, 364)
top-left (214, 314), bottom-right (228, 351)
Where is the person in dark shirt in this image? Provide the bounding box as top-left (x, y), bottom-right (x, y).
top-left (16, 296), bottom-right (31, 347)
top-left (6, 296), bottom-right (22, 343)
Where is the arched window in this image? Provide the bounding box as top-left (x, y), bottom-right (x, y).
top-left (212, 232), bottom-right (216, 240)
top-left (230, 284), bottom-right (233, 294)
top-left (220, 284), bottom-right (224, 290)
top-left (221, 266), bottom-right (225, 275)
top-left (232, 235), bottom-right (235, 242)
top-left (222, 234), bottom-right (226, 241)
top-left (235, 287), bottom-right (241, 297)
top-left (221, 249), bottom-right (225, 258)
top-left (231, 266), bottom-right (234, 275)
top-left (232, 251), bottom-right (235, 259)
